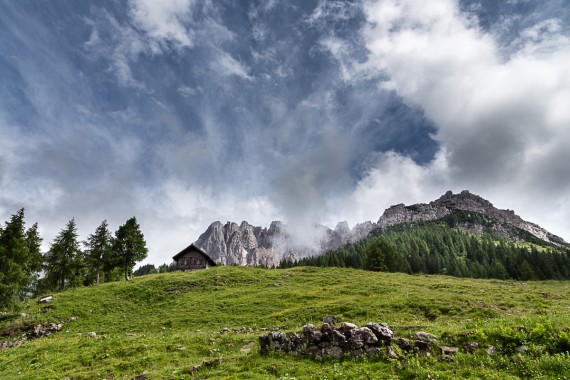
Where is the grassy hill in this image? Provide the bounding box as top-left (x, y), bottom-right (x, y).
top-left (1, 266), bottom-right (570, 379)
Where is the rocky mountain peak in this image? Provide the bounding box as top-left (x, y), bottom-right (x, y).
top-left (378, 190), bottom-right (565, 244)
top-left (194, 219), bottom-right (376, 267)
top-left (192, 190), bottom-right (564, 267)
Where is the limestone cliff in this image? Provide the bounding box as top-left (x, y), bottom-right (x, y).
top-left (377, 190), bottom-right (565, 244)
top-left (194, 220), bottom-right (375, 267)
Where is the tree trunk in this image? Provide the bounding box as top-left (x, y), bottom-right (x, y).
top-left (96, 271), bottom-right (100, 285)
top-left (124, 262), bottom-right (130, 281)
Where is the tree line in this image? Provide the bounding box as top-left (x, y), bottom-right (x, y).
top-left (280, 223), bottom-right (570, 281)
top-left (0, 209), bottom-right (148, 310)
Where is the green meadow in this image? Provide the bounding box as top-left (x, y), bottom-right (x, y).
top-left (1, 266), bottom-right (570, 379)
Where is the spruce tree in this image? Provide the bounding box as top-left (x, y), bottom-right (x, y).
top-left (0, 209), bottom-right (41, 309)
top-left (112, 217), bottom-right (148, 281)
top-left (24, 222), bottom-right (43, 293)
top-left (85, 220), bottom-right (113, 285)
top-left (43, 219), bottom-right (85, 292)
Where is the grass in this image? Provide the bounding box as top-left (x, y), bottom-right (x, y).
top-left (1, 266), bottom-right (570, 379)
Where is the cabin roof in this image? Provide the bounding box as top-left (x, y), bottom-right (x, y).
top-left (172, 243), bottom-right (216, 266)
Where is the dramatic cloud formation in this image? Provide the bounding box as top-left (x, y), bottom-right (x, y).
top-left (346, 0), bottom-right (570, 233)
top-left (0, 0), bottom-right (568, 265)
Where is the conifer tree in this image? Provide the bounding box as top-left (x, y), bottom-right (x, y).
top-left (85, 220), bottom-right (113, 285)
top-left (0, 209), bottom-right (41, 309)
top-left (112, 217), bottom-right (148, 281)
top-left (43, 219), bottom-right (85, 292)
top-left (24, 222), bottom-right (43, 293)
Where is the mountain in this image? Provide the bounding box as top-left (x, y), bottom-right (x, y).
top-left (377, 190), bottom-right (566, 245)
top-left (194, 190), bottom-right (566, 266)
top-left (194, 220), bottom-right (375, 267)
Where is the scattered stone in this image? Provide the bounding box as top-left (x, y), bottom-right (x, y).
top-left (38, 296), bottom-right (53, 304)
top-left (365, 322), bottom-right (394, 342)
top-left (515, 345), bottom-right (528, 353)
top-left (386, 346), bottom-right (399, 359)
top-left (414, 332), bottom-right (437, 351)
top-left (87, 332), bottom-right (97, 339)
top-left (220, 327), bottom-right (230, 334)
top-left (348, 327), bottom-right (378, 349)
top-left (485, 345), bottom-right (497, 356)
top-left (132, 370), bottom-right (148, 380)
top-left (339, 322), bottom-right (357, 333)
top-left (69, 316), bottom-right (77, 322)
top-left (240, 342), bottom-right (256, 353)
top-left (463, 342), bottom-right (479, 354)
top-left (302, 324), bottom-right (316, 335)
top-left (414, 332), bottom-right (437, 343)
top-left (210, 348), bottom-right (220, 353)
top-left (323, 316), bottom-right (338, 327)
top-left (177, 345), bottom-right (186, 351)
top-left (440, 346), bottom-right (458, 355)
top-left (439, 354), bottom-right (455, 363)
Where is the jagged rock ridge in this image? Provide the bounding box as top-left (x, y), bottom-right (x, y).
top-left (194, 220), bottom-right (375, 267)
top-left (194, 190), bottom-right (565, 266)
top-left (377, 190), bottom-right (565, 244)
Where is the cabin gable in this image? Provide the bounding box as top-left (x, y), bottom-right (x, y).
top-left (172, 244), bottom-right (216, 271)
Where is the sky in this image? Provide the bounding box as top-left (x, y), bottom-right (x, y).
top-left (1, 0), bottom-right (569, 266)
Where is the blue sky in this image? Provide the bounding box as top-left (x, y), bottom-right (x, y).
top-left (1, 0), bottom-right (569, 265)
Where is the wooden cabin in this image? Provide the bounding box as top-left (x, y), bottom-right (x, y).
top-left (172, 244), bottom-right (216, 271)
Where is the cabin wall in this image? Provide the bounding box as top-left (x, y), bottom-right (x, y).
top-left (176, 251), bottom-right (210, 270)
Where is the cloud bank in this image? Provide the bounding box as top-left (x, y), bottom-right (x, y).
top-left (0, 0), bottom-right (568, 265)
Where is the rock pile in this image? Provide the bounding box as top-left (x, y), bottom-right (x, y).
top-left (260, 317), bottom-right (398, 360)
top-left (0, 322), bottom-right (63, 350)
top-left (259, 317), bottom-right (480, 361)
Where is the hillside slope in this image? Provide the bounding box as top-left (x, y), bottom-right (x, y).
top-left (1, 267), bottom-right (570, 379)
top-left (289, 210), bottom-right (570, 281)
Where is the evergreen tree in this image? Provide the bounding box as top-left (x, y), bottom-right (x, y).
top-left (133, 264), bottom-right (157, 276)
top-left (43, 219), bottom-right (85, 292)
top-left (112, 217), bottom-right (148, 281)
top-left (84, 220), bottom-right (113, 285)
top-left (0, 209), bottom-right (41, 309)
top-left (24, 222), bottom-right (43, 293)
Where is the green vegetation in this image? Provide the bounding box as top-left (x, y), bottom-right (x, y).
top-left (1, 266), bottom-right (570, 379)
top-left (283, 213), bottom-right (570, 281)
top-left (1, 210), bottom-right (149, 308)
top-left (0, 209), bottom-right (43, 310)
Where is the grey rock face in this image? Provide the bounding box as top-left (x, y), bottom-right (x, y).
top-left (195, 219), bottom-right (378, 267)
top-left (377, 190), bottom-right (565, 244)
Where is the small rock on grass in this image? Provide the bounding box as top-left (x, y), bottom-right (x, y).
top-left (132, 370), bottom-right (148, 380)
top-left (240, 342), bottom-right (256, 353)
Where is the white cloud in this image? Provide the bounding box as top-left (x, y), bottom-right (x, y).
top-left (214, 51), bottom-right (253, 80)
top-left (347, 0), bottom-right (570, 239)
top-left (128, 0), bottom-right (195, 49)
top-left (177, 85), bottom-right (200, 97)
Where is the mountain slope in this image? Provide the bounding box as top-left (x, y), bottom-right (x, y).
top-left (290, 210), bottom-right (570, 280)
top-left (193, 190), bottom-right (566, 267)
top-left (377, 190), bottom-right (566, 245)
